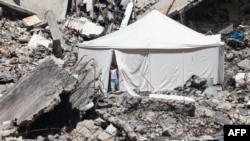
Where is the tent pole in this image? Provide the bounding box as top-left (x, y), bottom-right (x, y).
top-left (148, 49), bottom-right (151, 92)
top-left (182, 51), bottom-right (185, 87)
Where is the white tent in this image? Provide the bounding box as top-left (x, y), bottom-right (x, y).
top-left (78, 10), bottom-right (224, 95)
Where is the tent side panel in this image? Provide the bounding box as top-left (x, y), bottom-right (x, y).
top-left (79, 48), bottom-right (113, 92)
top-left (115, 49), bottom-right (151, 95)
top-left (149, 49), bottom-right (184, 92)
top-left (183, 47), bottom-right (219, 84)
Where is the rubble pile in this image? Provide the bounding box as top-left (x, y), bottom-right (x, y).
top-left (0, 0), bottom-right (250, 141)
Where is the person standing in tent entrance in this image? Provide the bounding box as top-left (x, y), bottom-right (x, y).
top-left (110, 64), bottom-right (119, 92)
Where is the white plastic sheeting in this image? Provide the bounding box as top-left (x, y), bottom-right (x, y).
top-left (78, 10), bottom-right (224, 95)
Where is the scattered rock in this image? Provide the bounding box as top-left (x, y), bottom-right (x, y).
top-left (238, 59), bottom-right (250, 70)
top-left (216, 102), bottom-right (232, 111)
top-left (215, 111), bottom-right (232, 125)
top-left (105, 123), bottom-right (117, 135)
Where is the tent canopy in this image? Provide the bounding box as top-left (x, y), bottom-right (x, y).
top-left (78, 10), bottom-right (222, 49)
top-left (78, 10), bottom-right (224, 94)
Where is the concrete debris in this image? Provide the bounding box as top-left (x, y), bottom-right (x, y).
top-left (138, 0), bottom-right (203, 19)
top-left (120, 0), bottom-right (134, 29)
top-left (185, 75), bottom-right (208, 91)
top-left (27, 34), bottom-right (52, 49)
top-left (64, 17), bottom-right (104, 38)
top-left (215, 111), bottom-right (232, 125)
top-left (105, 123), bottom-right (117, 135)
top-left (0, 56), bottom-right (77, 127)
top-left (237, 59), bottom-right (250, 70)
top-left (149, 94), bottom-right (195, 104)
top-left (234, 73), bottom-right (250, 89)
top-left (69, 55), bottom-right (102, 112)
top-left (22, 15), bottom-right (41, 27)
top-left (1, 0), bottom-right (250, 141)
top-left (0, 0), bottom-right (68, 21)
top-left (0, 72), bottom-right (17, 84)
top-left (247, 100), bottom-right (250, 107)
top-left (219, 24), bottom-right (234, 34)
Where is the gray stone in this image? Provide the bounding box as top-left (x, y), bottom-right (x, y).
top-left (64, 17), bottom-right (104, 38)
top-left (226, 52), bottom-right (234, 60)
top-left (237, 59), bottom-right (250, 70)
top-left (203, 107), bottom-right (215, 118)
top-left (247, 100), bottom-right (250, 107)
top-left (94, 118), bottom-right (107, 127)
top-left (205, 99), bottom-right (220, 108)
top-left (204, 86), bottom-right (223, 98)
top-left (105, 123), bottom-right (117, 135)
top-left (199, 135), bottom-right (215, 141)
top-left (97, 131), bottom-right (112, 141)
top-left (5, 136), bottom-right (23, 141)
top-left (27, 34), bottom-right (52, 49)
top-left (216, 102), bottom-right (232, 111)
top-left (215, 111), bottom-right (232, 125)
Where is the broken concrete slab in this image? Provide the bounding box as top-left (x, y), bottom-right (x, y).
top-left (247, 100), bottom-right (250, 107)
top-left (27, 34), bottom-right (52, 49)
top-left (234, 73), bottom-right (250, 89)
top-left (138, 0), bottom-right (203, 19)
top-left (0, 72), bottom-right (17, 84)
top-left (216, 102), bottom-right (232, 111)
top-left (105, 123), bottom-right (117, 135)
top-left (0, 0), bottom-right (34, 15)
top-left (97, 131), bottom-right (113, 141)
top-left (0, 0), bottom-right (68, 21)
top-left (219, 24), bottom-right (234, 34)
top-left (120, 1), bottom-right (133, 29)
top-left (237, 59), bottom-right (250, 70)
top-left (22, 15), bottom-right (41, 27)
top-left (96, 109), bottom-right (138, 141)
top-left (0, 56), bottom-right (77, 127)
top-left (214, 111), bottom-right (232, 125)
top-left (69, 55), bottom-right (102, 112)
top-left (149, 94), bottom-right (195, 104)
top-left (64, 17), bottom-right (104, 38)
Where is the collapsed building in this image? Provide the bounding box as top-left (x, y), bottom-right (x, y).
top-left (0, 0), bottom-right (249, 141)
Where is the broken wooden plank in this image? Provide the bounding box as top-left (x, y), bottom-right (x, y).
top-left (22, 15), bottom-right (41, 27)
top-left (0, 56), bottom-right (77, 127)
top-left (45, 10), bottom-right (63, 58)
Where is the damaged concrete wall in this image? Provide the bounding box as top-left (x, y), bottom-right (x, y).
top-left (137, 0), bottom-right (203, 19)
top-left (0, 0), bottom-right (68, 21)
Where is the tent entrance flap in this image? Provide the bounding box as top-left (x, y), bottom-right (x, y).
top-left (115, 49), bottom-right (153, 93)
top-left (108, 50), bottom-right (120, 92)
